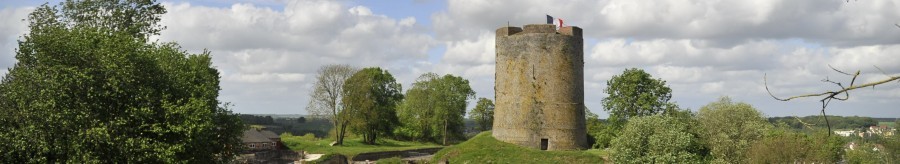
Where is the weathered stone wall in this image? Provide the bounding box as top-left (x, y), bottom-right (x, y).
top-left (493, 24), bottom-right (587, 150)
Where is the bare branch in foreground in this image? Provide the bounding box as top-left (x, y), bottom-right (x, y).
top-left (765, 66), bottom-right (899, 136)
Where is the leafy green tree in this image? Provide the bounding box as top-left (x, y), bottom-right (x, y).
top-left (396, 73), bottom-right (474, 145)
top-left (341, 67), bottom-right (403, 145)
top-left (306, 64), bottom-right (357, 145)
top-left (432, 74), bottom-right (475, 145)
top-left (395, 73), bottom-right (439, 141)
top-left (695, 97), bottom-right (772, 163)
top-left (468, 98), bottom-right (494, 132)
top-left (610, 115), bottom-right (707, 164)
top-left (602, 68), bottom-right (677, 123)
top-left (0, 0), bottom-right (242, 162)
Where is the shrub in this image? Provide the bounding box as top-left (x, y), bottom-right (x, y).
top-left (610, 115), bottom-right (706, 164)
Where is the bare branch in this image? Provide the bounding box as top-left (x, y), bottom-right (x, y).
top-left (766, 71), bottom-right (896, 102)
top-left (828, 64), bottom-right (852, 76)
top-left (794, 116), bottom-right (816, 129)
top-left (874, 65), bottom-right (890, 77)
top-left (769, 65), bottom-right (892, 137)
top-left (765, 73), bottom-right (833, 101)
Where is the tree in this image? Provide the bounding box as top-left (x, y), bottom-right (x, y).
top-left (468, 98), bottom-right (494, 132)
top-left (396, 73), bottom-right (440, 141)
top-left (0, 0), bottom-right (243, 162)
top-left (610, 115), bottom-right (706, 164)
top-left (695, 97), bottom-right (771, 164)
top-left (297, 116), bottom-right (306, 124)
top-left (432, 74), bottom-right (475, 145)
top-left (306, 64), bottom-right (357, 145)
top-left (396, 73), bottom-right (475, 145)
top-left (341, 67), bottom-right (402, 145)
top-left (602, 68), bottom-right (677, 123)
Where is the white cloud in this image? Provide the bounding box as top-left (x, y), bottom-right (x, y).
top-left (154, 1), bottom-right (436, 114)
top-left (225, 73), bottom-right (306, 83)
top-left (434, 0), bottom-right (900, 47)
top-left (2, 0), bottom-right (898, 117)
top-left (442, 33), bottom-right (495, 65)
top-left (830, 45), bottom-right (900, 73)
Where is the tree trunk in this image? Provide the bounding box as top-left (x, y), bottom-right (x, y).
top-left (333, 119), bottom-right (340, 143)
top-left (371, 130), bottom-right (377, 144)
top-left (332, 99), bottom-right (339, 143)
top-left (336, 121), bottom-right (349, 145)
top-left (443, 119), bottom-right (448, 146)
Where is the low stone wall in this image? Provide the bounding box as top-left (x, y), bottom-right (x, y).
top-left (350, 147), bottom-right (444, 161)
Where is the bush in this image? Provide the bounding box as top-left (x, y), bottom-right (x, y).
top-left (695, 97), bottom-right (771, 163)
top-left (610, 115), bottom-right (706, 164)
top-left (746, 128), bottom-right (844, 163)
top-left (845, 143), bottom-right (891, 164)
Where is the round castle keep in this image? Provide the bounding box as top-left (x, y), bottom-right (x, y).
top-left (492, 24), bottom-right (587, 150)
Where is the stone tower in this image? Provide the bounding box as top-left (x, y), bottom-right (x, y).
top-left (493, 24), bottom-right (587, 150)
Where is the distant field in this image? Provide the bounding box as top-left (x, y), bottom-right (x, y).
top-left (878, 122), bottom-right (896, 128)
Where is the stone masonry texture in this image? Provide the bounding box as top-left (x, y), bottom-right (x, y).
top-left (492, 24), bottom-right (587, 150)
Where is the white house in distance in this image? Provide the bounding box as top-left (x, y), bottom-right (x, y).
top-left (834, 130), bottom-right (854, 137)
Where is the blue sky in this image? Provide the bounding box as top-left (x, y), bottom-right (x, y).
top-left (1, 0), bottom-right (899, 118)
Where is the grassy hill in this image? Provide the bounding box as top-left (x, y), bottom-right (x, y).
top-left (432, 132), bottom-right (605, 163)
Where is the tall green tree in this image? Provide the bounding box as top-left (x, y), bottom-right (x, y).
top-left (432, 74), bottom-right (475, 145)
top-left (468, 98), bottom-right (494, 132)
top-left (306, 64), bottom-right (357, 145)
top-left (0, 0), bottom-right (243, 163)
top-left (602, 68), bottom-right (677, 123)
top-left (598, 68), bottom-right (677, 148)
top-left (695, 97), bottom-right (772, 164)
top-left (396, 73), bottom-right (441, 141)
top-left (341, 67), bottom-right (403, 145)
top-left (396, 73), bottom-right (474, 145)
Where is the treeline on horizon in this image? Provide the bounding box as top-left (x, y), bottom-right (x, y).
top-left (769, 115), bottom-right (895, 130)
top-left (238, 113), bottom-right (897, 138)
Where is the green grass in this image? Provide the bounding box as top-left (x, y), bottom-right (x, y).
top-left (281, 134), bottom-right (442, 158)
top-left (878, 122), bottom-right (896, 128)
top-left (584, 149), bottom-right (609, 157)
top-left (432, 132), bottom-right (604, 163)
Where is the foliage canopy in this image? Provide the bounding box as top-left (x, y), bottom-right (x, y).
top-left (695, 97), bottom-right (771, 164)
top-left (610, 115), bottom-right (706, 164)
top-left (0, 0), bottom-right (243, 162)
top-left (468, 97), bottom-right (494, 132)
top-left (602, 68), bottom-right (677, 122)
top-left (395, 73), bottom-right (474, 145)
top-left (341, 67), bottom-right (403, 145)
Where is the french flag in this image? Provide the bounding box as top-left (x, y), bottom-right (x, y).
top-left (546, 15), bottom-right (564, 28)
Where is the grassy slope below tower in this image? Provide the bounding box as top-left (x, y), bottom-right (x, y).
top-left (432, 132), bottom-right (604, 163)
